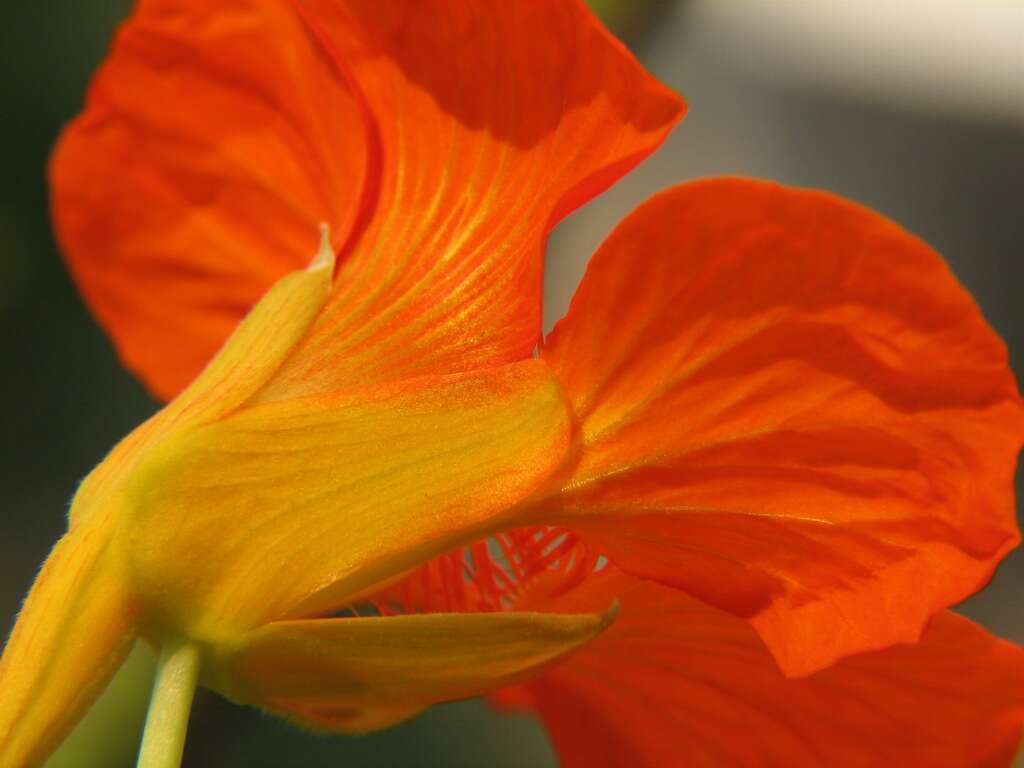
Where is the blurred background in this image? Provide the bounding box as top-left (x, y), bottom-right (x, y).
top-left (1, 1), bottom-right (1021, 765)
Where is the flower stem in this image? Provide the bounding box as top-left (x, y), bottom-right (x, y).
top-left (136, 640), bottom-right (200, 768)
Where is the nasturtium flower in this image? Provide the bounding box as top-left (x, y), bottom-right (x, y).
top-left (2, 1), bottom-right (1023, 766)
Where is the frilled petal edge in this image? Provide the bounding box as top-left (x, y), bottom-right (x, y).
top-left (538, 177), bottom-right (1024, 675)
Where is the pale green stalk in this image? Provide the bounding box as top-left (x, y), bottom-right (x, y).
top-left (135, 641), bottom-right (199, 768)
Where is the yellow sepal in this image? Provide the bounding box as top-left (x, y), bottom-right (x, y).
top-left (213, 606), bottom-right (616, 728)
top-left (70, 241), bottom-right (334, 529)
top-left (0, 520), bottom-right (136, 768)
top-left (122, 360), bottom-right (572, 641)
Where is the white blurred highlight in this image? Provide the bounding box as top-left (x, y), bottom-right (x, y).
top-left (692, 0), bottom-right (1024, 120)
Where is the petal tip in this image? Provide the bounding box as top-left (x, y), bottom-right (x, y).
top-left (601, 599), bottom-right (620, 630)
top-left (307, 222), bottom-right (336, 274)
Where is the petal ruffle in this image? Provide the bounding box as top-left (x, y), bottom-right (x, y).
top-left (224, 0), bottom-right (685, 398)
top-left (540, 177), bottom-right (1024, 675)
top-left (123, 359), bottom-right (572, 638)
top-left (509, 570), bottom-right (1024, 768)
top-left (214, 608), bottom-right (613, 732)
top-left (50, 0), bottom-right (371, 399)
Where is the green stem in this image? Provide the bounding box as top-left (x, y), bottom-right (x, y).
top-left (136, 641), bottom-right (200, 768)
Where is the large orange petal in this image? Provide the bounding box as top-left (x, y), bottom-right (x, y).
top-left (255, 0), bottom-right (684, 399)
top-left (50, 0), bottom-right (370, 399)
top-left (539, 177), bottom-right (1024, 675)
top-left (53, 0), bottom-right (683, 401)
top-left (506, 570), bottom-right (1024, 768)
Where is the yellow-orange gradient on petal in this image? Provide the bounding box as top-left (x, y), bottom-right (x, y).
top-left (124, 358), bottom-right (573, 640)
top-left (0, 243), bottom-right (336, 767)
top-left (0, 254), bottom-right (574, 767)
top-left (51, 0), bottom-right (684, 401)
top-left (259, 0), bottom-right (684, 397)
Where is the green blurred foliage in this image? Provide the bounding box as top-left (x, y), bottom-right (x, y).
top-left (587, 0), bottom-right (663, 41)
top-left (47, 646), bottom-right (155, 768)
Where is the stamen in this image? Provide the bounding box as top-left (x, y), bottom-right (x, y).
top-left (356, 526), bottom-right (598, 619)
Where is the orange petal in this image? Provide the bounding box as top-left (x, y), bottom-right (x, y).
top-left (0, 520), bottom-right (137, 768)
top-left (50, 0), bottom-right (371, 399)
top-left (212, 608), bottom-right (613, 732)
top-left (254, 0), bottom-right (685, 398)
top-left (510, 570), bottom-right (1024, 768)
top-left (540, 177), bottom-right (1024, 675)
top-left (53, 1), bottom-right (683, 402)
top-left (123, 359), bottom-right (572, 639)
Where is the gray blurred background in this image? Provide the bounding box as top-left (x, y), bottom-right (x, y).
top-left (2, 1), bottom-right (1021, 765)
